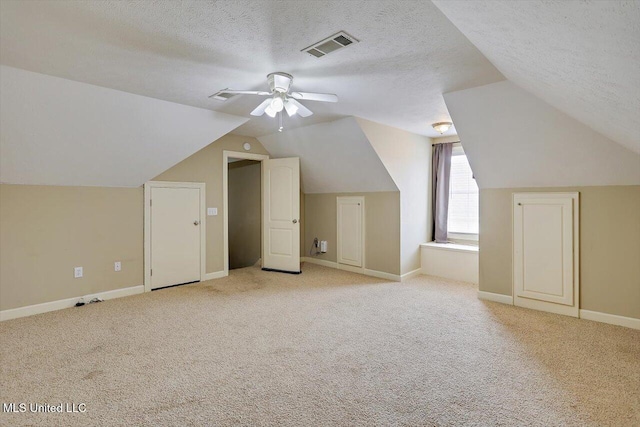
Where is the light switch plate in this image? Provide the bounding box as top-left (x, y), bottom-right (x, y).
top-left (207, 207), bottom-right (218, 216)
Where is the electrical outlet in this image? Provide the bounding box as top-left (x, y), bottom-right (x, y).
top-left (74, 267), bottom-right (83, 278)
top-left (114, 261), bottom-right (121, 272)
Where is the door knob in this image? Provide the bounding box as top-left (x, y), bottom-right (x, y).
top-left (194, 220), bottom-right (200, 226)
top-left (292, 219), bottom-right (298, 224)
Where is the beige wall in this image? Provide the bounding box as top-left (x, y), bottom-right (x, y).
top-left (0, 184), bottom-right (143, 311)
top-left (228, 161), bottom-right (261, 269)
top-left (304, 192), bottom-right (401, 275)
top-left (154, 134), bottom-right (270, 273)
top-left (356, 119), bottom-right (432, 274)
top-left (480, 186), bottom-right (640, 319)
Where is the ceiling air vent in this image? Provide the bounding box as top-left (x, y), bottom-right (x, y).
top-left (302, 31), bottom-right (359, 58)
top-left (209, 90), bottom-right (236, 101)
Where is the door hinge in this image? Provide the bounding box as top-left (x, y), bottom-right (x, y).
top-left (150, 199), bottom-right (152, 206)
top-left (150, 269), bottom-right (152, 276)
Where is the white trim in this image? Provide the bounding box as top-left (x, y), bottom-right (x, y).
top-left (420, 242), bottom-right (478, 253)
top-left (580, 310), bottom-right (640, 330)
top-left (0, 285), bottom-right (144, 322)
top-left (337, 262), bottom-right (366, 275)
top-left (477, 291), bottom-right (514, 305)
top-left (302, 257), bottom-right (401, 281)
top-left (222, 150), bottom-right (269, 277)
top-left (144, 181), bottom-right (207, 292)
top-left (203, 271), bottom-right (227, 281)
top-left (400, 268), bottom-right (423, 282)
top-left (364, 269), bottom-right (400, 281)
top-left (302, 257), bottom-right (338, 268)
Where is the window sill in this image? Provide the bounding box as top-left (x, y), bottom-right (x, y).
top-left (420, 242), bottom-right (479, 253)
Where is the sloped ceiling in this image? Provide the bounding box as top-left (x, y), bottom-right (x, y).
top-left (433, 0), bottom-right (640, 153)
top-left (0, 66), bottom-right (247, 187)
top-left (445, 81), bottom-right (640, 189)
top-left (0, 0), bottom-right (503, 138)
top-left (258, 118), bottom-right (397, 194)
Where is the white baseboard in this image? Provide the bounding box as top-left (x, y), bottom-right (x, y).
top-left (203, 271), bottom-right (227, 281)
top-left (303, 257), bottom-right (401, 281)
top-left (302, 257), bottom-right (338, 269)
top-left (476, 291), bottom-right (639, 330)
top-left (337, 263), bottom-right (366, 275)
top-left (477, 291), bottom-right (514, 305)
top-left (0, 285), bottom-right (144, 322)
top-left (400, 268), bottom-right (423, 282)
top-left (364, 268), bottom-right (401, 281)
top-left (580, 309), bottom-right (640, 330)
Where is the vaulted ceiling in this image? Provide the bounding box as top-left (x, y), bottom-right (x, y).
top-left (0, 0), bottom-right (503, 138)
top-left (432, 0), bottom-right (640, 154)
top-left (0, 66), bottom-right (246, 187)
top-left (258, 118), bottom-right (397, 194)
top-left (1, 0), bottom-right (638, 190)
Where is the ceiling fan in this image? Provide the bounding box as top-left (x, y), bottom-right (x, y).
top-left (209, 72), bottom-right (338, 120)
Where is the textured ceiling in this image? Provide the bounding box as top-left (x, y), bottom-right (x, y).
top-left (433, 0), bottom-right (640, 153)
top-left (0, 0), bottom-right (503, 138)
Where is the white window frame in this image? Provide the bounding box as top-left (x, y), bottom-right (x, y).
top-left (447, 143), bottom-right (479, 244)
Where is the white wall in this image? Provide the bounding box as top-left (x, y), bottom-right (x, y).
top-left (421, 244), bottom-right (478, 284)
top-left (0, 66), bottom-right (247, 187)
top-left (258, 117), bottom-right (398, 194)
top-left (357, 118), bottom-right (432, 275)
top-left (443, 81), bottom-right (640, 189)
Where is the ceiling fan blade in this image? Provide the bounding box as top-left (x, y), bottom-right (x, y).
top-left (288, 98), bottom-right (313, 117)
top-left (209, 89), bottom-right (271, 100)
top-left (290, 91), bottom-right (338, 103)
top-left (222, 90), bottom-right (271, 95)
top-left (250, 99), bottom-right (272, 116)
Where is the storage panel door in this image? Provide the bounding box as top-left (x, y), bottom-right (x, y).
top-left (151, 187), bottom-right (201, 289)
top-left (513, 192), bottom-right (579, 317)
top-left (337, 197), bottom-right (364, 267)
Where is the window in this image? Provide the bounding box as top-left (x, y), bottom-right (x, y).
top-left (447, 145), bottom-right (478, 241)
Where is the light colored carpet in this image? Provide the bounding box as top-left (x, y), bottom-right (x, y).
top-left (1, 263), bottom-right (638, 426)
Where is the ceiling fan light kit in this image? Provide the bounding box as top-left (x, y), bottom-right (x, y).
top-left (210, 71), bottom-right (338, 131)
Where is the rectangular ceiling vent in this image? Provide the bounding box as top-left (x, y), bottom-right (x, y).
top-left (302, 31), bottom-right (359, 58)
top-left (209, 91), bottom-right (235, 101)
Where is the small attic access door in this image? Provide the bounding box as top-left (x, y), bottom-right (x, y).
top-left (513, 192), bottom-right (579, 317)
top-left (337, 196), bottom-right (365, 268)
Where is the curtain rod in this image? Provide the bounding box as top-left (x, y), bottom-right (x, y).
top-left (432, 139), bottom-right (461, 145)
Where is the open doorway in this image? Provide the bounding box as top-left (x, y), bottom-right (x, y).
top-left (228, 158), bottom-right (261, 269)
top-left (222, 150), bottom-right (269, 276)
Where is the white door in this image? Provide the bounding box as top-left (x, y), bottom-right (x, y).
top-left (262, 158), bottom-right (300, 273)
top-left (337, 196), bottom-right (364, 268)
top-left (513, 192), bottom-right (579, 317)
top-left (150, 186), bottom-right (202, 289)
